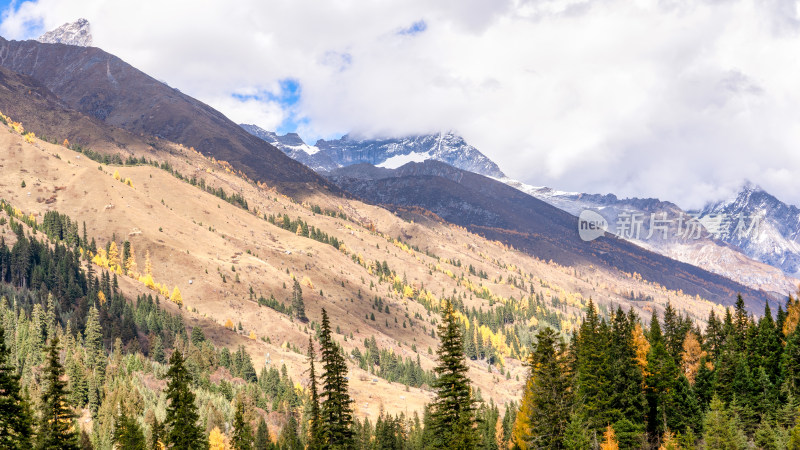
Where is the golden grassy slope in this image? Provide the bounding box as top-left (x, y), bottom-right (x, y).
top-left (0, 124), bottom-right (726, 417)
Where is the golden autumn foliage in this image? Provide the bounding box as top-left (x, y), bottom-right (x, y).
top-left (511, 373), bottom-right (536, 450)
top-left (113, 169), bottom-right (121, 181)
top-left (24, 132), bottom-right (35, 143)
top-left (97, 291), bottom-right (106, 306)
top-left (659, 431), bottom-right (681, 450)
top-left (125, 244), bottom-right (138, 277)
top-left (632, 323), bottom-right (650, 375)
top-left (224, 319), bottom-right (234, 330)
top-left (249, 331), bottom-right (256, 340)
top-left (170, 287), bottom-right (183, 306)
top-left (302, 276), bottom-right (314, 289)
top-left (600, 425), bottom-right (619, 450)
top-left (681, 331), bottom-right (707, 385)
top-left (108, 241), bottom-right (121, 270)
top-left (62, 138), bottom-right (69, 147)
top-left (785, 294), bottom-right (800, 337)
top-left (209, 427), bottom-right (227, 450)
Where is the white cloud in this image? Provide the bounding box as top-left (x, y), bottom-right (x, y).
top-left (2, 0), bottom-right (800, 208)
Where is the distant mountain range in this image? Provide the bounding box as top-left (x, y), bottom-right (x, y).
top-left (245, 124), bottom-right (800, 293)
top-left (506, 180), bottom-right (799, 295)
top-left (241, 124), bottom-right (505, 178)
top-left (697, 183), bottom-right (800, 277)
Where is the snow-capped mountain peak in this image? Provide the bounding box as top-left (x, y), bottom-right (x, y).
top-left (241, 124), bottom-right (505, 178)
top-left (695, 183), bottom-right (800, 277)
top-left (37, 18), bottom-right (93, 47)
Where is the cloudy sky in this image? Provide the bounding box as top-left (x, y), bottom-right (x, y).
top-left (1, 0), bottom-right (799, 209)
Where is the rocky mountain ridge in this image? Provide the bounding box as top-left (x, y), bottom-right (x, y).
top-left (241, 124), bottom-right (505, 178)
top-left (37, 18), bottom-right (92, 47)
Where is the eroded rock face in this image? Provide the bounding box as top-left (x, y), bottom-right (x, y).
top-left (38, 18), bottom-right (93, 47)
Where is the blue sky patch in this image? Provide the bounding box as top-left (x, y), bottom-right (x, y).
top-left (232, 78), bottom-right (301, 109)
top-left (232, 78), bottom-right (306, 134)
top-left (398, 20), bottom-right (426, 36)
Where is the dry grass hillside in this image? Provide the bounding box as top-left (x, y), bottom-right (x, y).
top-left (0, 117), bottom-right (727, 418)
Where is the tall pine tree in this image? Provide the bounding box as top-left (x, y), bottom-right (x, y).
top-left (319, 308), bottom-right (354, 448)
top-left (37, 336), bottom-right (79, 450)
top-left (0, 325), bottom-right (32, 449)
top-left (164, 349), bottom-right (206, 449)
top-left (512, 326), bottom-right (572, 449)
top-left (306, 336), bottom-right (323, 450)
top-left (427, 300), bottom-right (478, 449)
top-left (292, 280), bottom-right (308, 322)
top-left (232, 398), bottom-right (252, 450)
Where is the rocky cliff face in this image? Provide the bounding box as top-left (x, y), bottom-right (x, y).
top-left (37, 18), bottom-right (93, 47)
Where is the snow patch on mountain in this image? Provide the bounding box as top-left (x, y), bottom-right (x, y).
top-left (241, 124), bottom-right (505, 178)
top-left (376, 151), bottom-right (431, 169)
top-left (37, 18), bottom-right (92, 47)
top-left (693, 183), bottom-right (800, 278)
top-left (502, 177), bottom-right (799, 295)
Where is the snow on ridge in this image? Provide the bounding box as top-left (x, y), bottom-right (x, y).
top-left (376, 152), bottom-right (432, 169)
top-left (38, 18), bottom-right (92, 47)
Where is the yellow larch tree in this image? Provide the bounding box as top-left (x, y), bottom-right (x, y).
top-left (632, 323), bottom-right (650, 376)
top-left (512, 372), bottom-right (536, 450)
top-left (681, 331), bottom-right (707, 385)
top-left (145, 250), bottom-right (153, 276)
top-left (108, 241), bottom-right (121, 270)
top-left (125, 244), bottom-right (138, 277)
top-left (784, 294), bottom-right (800, 336)
top-left (113, 169), bottom-right (121, 181)
top-left (62, 138), bottom-right (69, 147)
top-left (600, 425), bottom-right (619, 450)
top-left (659, 431), bottom-right (681, 450)
top-left (208, 427), bottom-right (227, 450)
top-left (170, 287), bottom-right (183, 306)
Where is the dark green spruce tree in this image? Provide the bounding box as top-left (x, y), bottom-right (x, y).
top-left (113, 411), bottom-right (147, 449)
top-left (232, 398), bottom-right (252, 450)
top-left (605, 307), bottom-right (647, 448)
top-left (306, 336), bottom-right (323, 450)
top-left (292, 279), bottom-right (308, 322)
top-left (164, 349), bottom-right (206, 449)
top-left (254, 417), bottom-right (272, 450)
top-left (37, 336), bottom-right (79, 450)
top-left (0, 326), bottom-right (32, 449)
top-left (512, 326), bottom-right (572, 449)
top-left (426, 299), bottom-right (478, 449)
top-left (319, 308), bottom-right (354, 448)
top-left (573, 299), bottom-right (607, 438)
